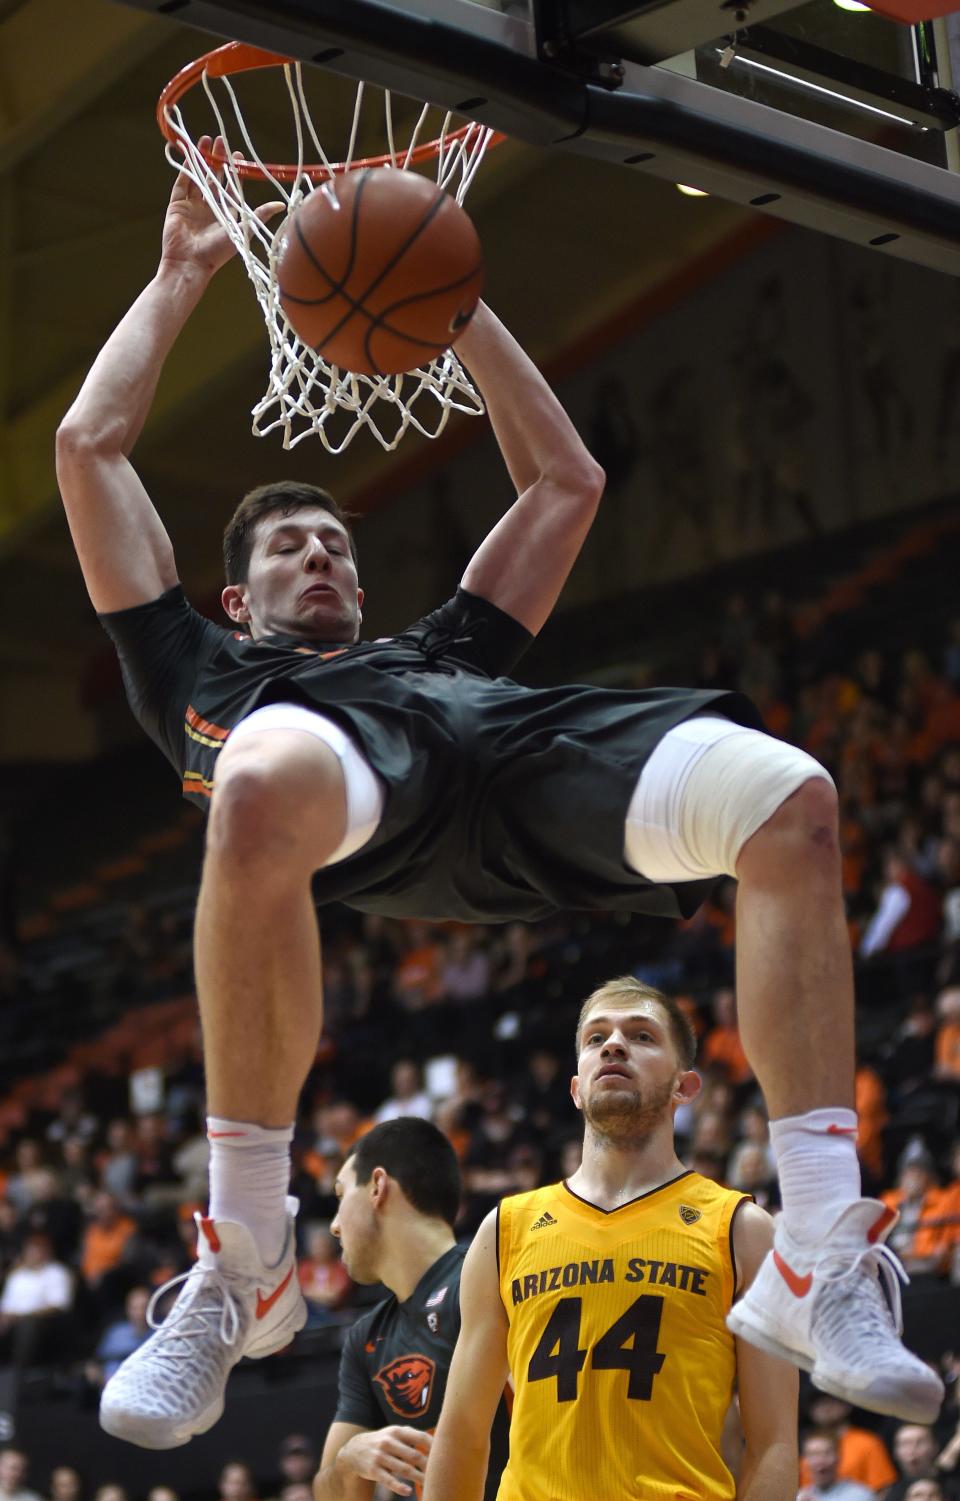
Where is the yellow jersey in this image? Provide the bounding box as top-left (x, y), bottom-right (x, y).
top-left (496, 1171), bottom-right (748, 1501)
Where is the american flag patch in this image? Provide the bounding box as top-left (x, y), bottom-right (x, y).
top-left (425, 1285), bottom-right (448, 1308)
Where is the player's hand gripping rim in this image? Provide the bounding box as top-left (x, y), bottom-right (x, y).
top-left (160, 133), bottom-right (283, 280)
top-left (335, 1425), bottom-right (433, 1497)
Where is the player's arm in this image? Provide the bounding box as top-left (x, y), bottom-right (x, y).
top-left (455, 303), bottom-right (605, 637)
top-left (423, 1208), bottom-right (510, 1501)
top-left (731, 1202), bottom-right (798, 1501)
top-left (55, 138), bottom-right (275, 614)
top-left (313, 1420), bottom-right (432, 1500)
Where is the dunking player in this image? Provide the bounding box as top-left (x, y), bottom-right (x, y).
top-left (55, 148), bottom-right (941, 1450)
top-left (424, 976), bottom-right (799, 1501)
top-left (314, 1119), bottom-right (467, 1501)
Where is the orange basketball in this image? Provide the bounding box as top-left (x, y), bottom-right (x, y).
top-left (276, 169), bottom-right (484, 377)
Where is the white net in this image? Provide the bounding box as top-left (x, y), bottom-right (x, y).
top-left (161, 53), bottom-right (498, 452)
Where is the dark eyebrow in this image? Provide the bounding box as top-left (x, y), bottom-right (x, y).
top-left (268, 520), bottom-right (347, 542)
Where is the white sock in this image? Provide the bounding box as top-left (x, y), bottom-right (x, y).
top-left (769, 1107), bottom-right (862, 1245)
top-left (207, 1117), bottom-right (293, 1265)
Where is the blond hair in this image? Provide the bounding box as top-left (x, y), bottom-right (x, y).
top-left (575, 976), bottom-right (697, 1070)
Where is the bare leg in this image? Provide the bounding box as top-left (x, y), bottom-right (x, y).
top-left (195, 728), bottom-right (348, 1127)
top-left (733, 777), bottom-right (854, 1116)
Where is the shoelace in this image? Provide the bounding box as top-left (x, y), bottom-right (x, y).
top-left (815, 1240), bottom-right (909, 1341)
top-left (145, 1264), bottom-right (243, 1350)
top-left (393, 617), bottom-right (485, 675)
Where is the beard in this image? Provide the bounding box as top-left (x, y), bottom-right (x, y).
top-left (581, 1075), bottom-right (677, 1147)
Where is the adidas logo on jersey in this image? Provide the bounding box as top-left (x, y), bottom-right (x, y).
top-left (679, 1204), bottom-right (702, 1225)
top-left (530, 1211), bottom-right (558, 1231)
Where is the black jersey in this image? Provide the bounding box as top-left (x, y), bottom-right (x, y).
top-left (333, 1244), bottom-right (464, 1432)
top-left (99, 584), bottom-right (763, 922)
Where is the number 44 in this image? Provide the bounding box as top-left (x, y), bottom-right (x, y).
top-left (527, 1294), bottom-right (666, 1403)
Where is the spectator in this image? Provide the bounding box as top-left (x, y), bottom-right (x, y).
top-left (169, 1111), bottom-right (209, 1206)
top-left (934, 989), bottom-right (960, 1082)
top-left (557, 1137), bottom-right (582, 1179)
top-left (799, 1432), bottom-right (874, 1500)
top-left (47, 1469), bottom-right (82, 1501)
top-left (796, 1396), bottom-right (897, 1494)
top-left (881, 1159), bottom-right (954, 1275)
top-left (0, 1201), bottom-right (20, 1280)
top-left (699, 988), bottom-right (753, 1087)
top-left (79, 1192), bottom-right (137, 1295)
top-left (882, 998), bottom-right (939, 1095)
top-left (91, 1285), bottom-right (152, 1383)
top-left (393, 924), bottom-right (446, 1012)
top-left (0, 1449), bottom-right (42, 1501)
top-left (5, 1142), bottom-right (48, 1215)
top-left (726, 1142), bottom-right (781, 1211)
top-left (278, 1488), bottom-right (311, 1501)
top-left (904, 1481), bottom-right (947, 1501)
top-left (59, 1137), bottom-right (96, 1210)
top-left (218, 1464), bottom-right (257, 1501)
top-left (97, 1122), bottom-right (138, 1206)
top-left (886, 1426), bottom-right (953, 1501)
top-left (0, 1231), bottom-right (74, 1370)
top-left (146, 1490), bottom-right (179, 1501)
top-left (20, 1169), bottom-right (81, 1264)
top-left (91, 1488), bottom-right (127, 1501)
top-left (298, 1224), bottom-right (352, 1321)
top-left (275, 1434), bottom-right (317, 1489)
top-left (513, 1048), bottom-right (574, 1138)
top-left (441, 928), bottom-right (491, 1004)
top-left (860, 849), bottom-right (941, 959)
top-left (131, 1113), bottom-right (178, 1204)
top-left (373, 1060), bottom-right (432, 1124)
top-left (45, 1088), bottom-right (97, 1148)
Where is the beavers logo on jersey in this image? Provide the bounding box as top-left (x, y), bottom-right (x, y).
top-left (373, 1354), bottom-right (436, 1418)
top-left (679, 1204), bottom-right (701, 1225)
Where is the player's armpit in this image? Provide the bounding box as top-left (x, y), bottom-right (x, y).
top-left (314, 1421), bottom-right (375, 1501)
top-left (423, 1208), bottom-right (509, 1501)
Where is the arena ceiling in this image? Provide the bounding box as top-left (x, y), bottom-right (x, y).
top-left (0, 0), bottom-right (761, 763)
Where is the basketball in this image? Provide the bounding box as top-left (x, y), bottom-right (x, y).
top-left (276, 169), bottom-right (484, 377)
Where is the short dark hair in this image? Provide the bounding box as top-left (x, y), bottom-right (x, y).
top-left (223, 481), bottom-right (358, 584)
top-left (348, 1118), bottom-right (461, 1228)
top-left (575, 976), bottom-right (698, 1071)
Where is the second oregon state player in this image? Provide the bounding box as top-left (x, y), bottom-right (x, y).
top-left (424, 978), bottom-right (798, 1501)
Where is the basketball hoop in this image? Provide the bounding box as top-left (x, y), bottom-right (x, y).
top-left (157, 43), bottom-right (504, 452)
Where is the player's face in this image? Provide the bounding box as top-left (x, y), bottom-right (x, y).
top-left (571, 1002), bottom-right (696, 1138)
top-left (223, 507), bottom-right (363, 642)
top-left (331, 1157), bottom-right (381, 1284)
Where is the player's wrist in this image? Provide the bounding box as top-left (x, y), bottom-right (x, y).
top-left (333, 1436), bottom-right (362, 1476)
top-left (154, 256), bottom-right (216, 299)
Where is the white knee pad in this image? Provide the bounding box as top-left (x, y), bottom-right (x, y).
top-left (227, 702), bottom-right (384, 865)
top-left (624, 714), bottom-right (835, 883)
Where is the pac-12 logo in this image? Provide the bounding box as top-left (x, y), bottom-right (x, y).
top-left (373, 1354), bottom-right (437, 1417)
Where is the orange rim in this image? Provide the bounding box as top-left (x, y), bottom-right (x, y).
top-left (157, 41), bottom-right (506, 183)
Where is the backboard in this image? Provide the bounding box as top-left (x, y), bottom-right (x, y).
top-left (113, 0), bottom-right (960, 273)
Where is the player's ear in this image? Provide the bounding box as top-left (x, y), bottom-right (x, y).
top-left (675, 1069), bottom-right (701, 1106)
top-left (370, 1166), bottom-right (389, 1206)
top-left (570, 1075), bottom-right (583, 1112)
top-left (222, 584), bottom-right (250, 624)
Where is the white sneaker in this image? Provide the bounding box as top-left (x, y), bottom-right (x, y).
top-left (99, 1196), bottom-right (307, 1449)
top-left (727, 1198), bottom-right (944, 1423)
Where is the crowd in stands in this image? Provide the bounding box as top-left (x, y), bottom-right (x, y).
top-left (0, 1433), bottom-right (319, 1501)
top-left (0, 518), bottom-right (959, 1494)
